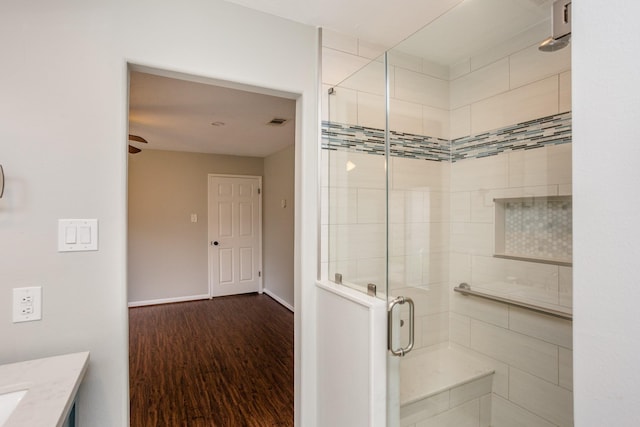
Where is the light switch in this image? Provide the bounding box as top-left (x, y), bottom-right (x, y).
top-left (190, 214), bottom-right (198, 223)
top-left (78, 226), bottom-right (91, 244)
top-left (58, 219), bottom-right (98, 252)
top-left (65, 226), bottom-right (77, 244)
top-left (281, 199), bottom-right (287, 208)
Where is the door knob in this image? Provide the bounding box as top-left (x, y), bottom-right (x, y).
top-left (212, 241), bottom-right (219, 246)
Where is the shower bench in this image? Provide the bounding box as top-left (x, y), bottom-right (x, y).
top-left (400, 346), bottom-right (495, 427)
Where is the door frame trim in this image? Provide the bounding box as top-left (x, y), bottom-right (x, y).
top-left (207, 173), bottom-right (263, 298)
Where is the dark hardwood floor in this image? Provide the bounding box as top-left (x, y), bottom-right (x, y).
top-left (129, 293), bottom-right (294, 427)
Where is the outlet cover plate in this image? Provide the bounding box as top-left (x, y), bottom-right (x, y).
top-left (13, 286), bottom-right (42, 323)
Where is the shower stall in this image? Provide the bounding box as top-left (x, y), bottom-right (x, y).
top-left (319, 0), bottom-right (573, 425)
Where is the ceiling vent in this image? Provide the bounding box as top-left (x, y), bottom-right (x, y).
top-left (267, 118), bottom-right (287, 126)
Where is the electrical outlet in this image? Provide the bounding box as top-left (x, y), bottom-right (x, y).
top-left (13, 287), bottom-right (42, 323)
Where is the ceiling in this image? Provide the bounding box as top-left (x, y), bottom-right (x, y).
top-left (223, 0), bottom-right (465, 49)
top-left (128, 71), bottom-right (296, 157)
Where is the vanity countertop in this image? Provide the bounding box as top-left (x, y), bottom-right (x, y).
top-left (0, 351), bottom-right (89, 427)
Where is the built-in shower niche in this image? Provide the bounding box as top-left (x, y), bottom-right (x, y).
top-left (494, 195), bottom-right (572, 266)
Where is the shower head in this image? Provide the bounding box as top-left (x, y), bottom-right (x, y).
top-left (538, 34), bottom-right (571, 52)
top-left (539, 0), bottom-right (571, 52)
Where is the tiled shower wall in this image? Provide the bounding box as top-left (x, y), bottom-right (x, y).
top-left (447, 26), bottom-right (573, 427)
top-left (322, 25), bottom-right (573, 426)
top-left (449, 142), bottom-right (573, 427)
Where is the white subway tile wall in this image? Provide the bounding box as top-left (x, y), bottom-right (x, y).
top-left (391, 98), bottom-right (427, 136)
top-left (325, 84), bottom-right (357, 125)
top-left (449, 59), bottom-right (471, 81)
top-left (559, 347), bottom-right (573, 391)
top-left (491, 394), bottom-right (556, 427)
top-left (509, 368), bottom-right (574, 426)
top-left (450, 58), bottom-right (510, 110)
top-left (449, 106), bottom-right (471, 140)
top-left (450, 139), bottom-right (573, 425)
top-left (422, 105), bottom-right (451, 141)
top-left (321, 47), bottom-right (373, 87)
top-left (340, 57), bottom-right (389, 96)
top-left (449, 313), bottom-right (471, 346)
top-left (469, 20), bottom-right (549, 72)
top-left (470, 320), bottom-right (559, 383)
top-left (558, 266), bottom-right (573, 308)
top-left (395, 67), bottom-right (450, 110)
top-left (509, 44), bottom-right (571, 89)
top-left (470, 76), bottom-right (559, 135)
top-left (559, 71), bottom-right (572, 113)
top-left (357, 91), bottom-right (386, 130)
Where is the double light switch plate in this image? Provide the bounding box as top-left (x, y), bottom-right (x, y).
top-left (58, 219), bottom-right (98, 252)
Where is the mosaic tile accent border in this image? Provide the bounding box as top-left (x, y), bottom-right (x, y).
top-left (322, 122), bottom-right (450, 162)
top-left (451, 111), bottom-right (572, 161)
top-left (321, 111), bottom-right (572, 162)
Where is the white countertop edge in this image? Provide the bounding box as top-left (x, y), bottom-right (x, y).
top-left (0, 351), bottom-right (90, 427)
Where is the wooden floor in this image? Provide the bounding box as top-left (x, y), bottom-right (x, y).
top-left (129, 294), bottom-right (294, 427)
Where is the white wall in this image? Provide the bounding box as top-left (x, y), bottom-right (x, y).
top-left (263, 145), bottom-right (295, 309)
top-left (128, 150), bottom-right (264, 304)
top-left (573, 1), bottom-right (640, 425)
top-left (0, 1), bottom-right (318, 426)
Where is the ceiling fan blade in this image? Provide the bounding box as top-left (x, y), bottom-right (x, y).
top-left (129, 145), bottom-right (142, 154)
top-left (128, 134), bottom-right (148, 144)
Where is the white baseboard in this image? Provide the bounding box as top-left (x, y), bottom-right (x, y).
top-left (128, 294), bottom-right (210, 308)
top-left (263, 289), bottom-right (294, 312)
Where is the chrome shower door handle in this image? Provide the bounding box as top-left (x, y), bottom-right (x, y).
top-left (388, 296), bottom-right (415, 357)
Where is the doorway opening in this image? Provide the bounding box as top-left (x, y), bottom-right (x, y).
top-left (126, 64), bottom-right (298, 425)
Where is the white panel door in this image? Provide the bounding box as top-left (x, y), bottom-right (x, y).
top-left (208, 175), bottom-right (262, 297)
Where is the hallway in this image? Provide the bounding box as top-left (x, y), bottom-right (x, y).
top-left (129, 294), bottom-right (294, 426)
